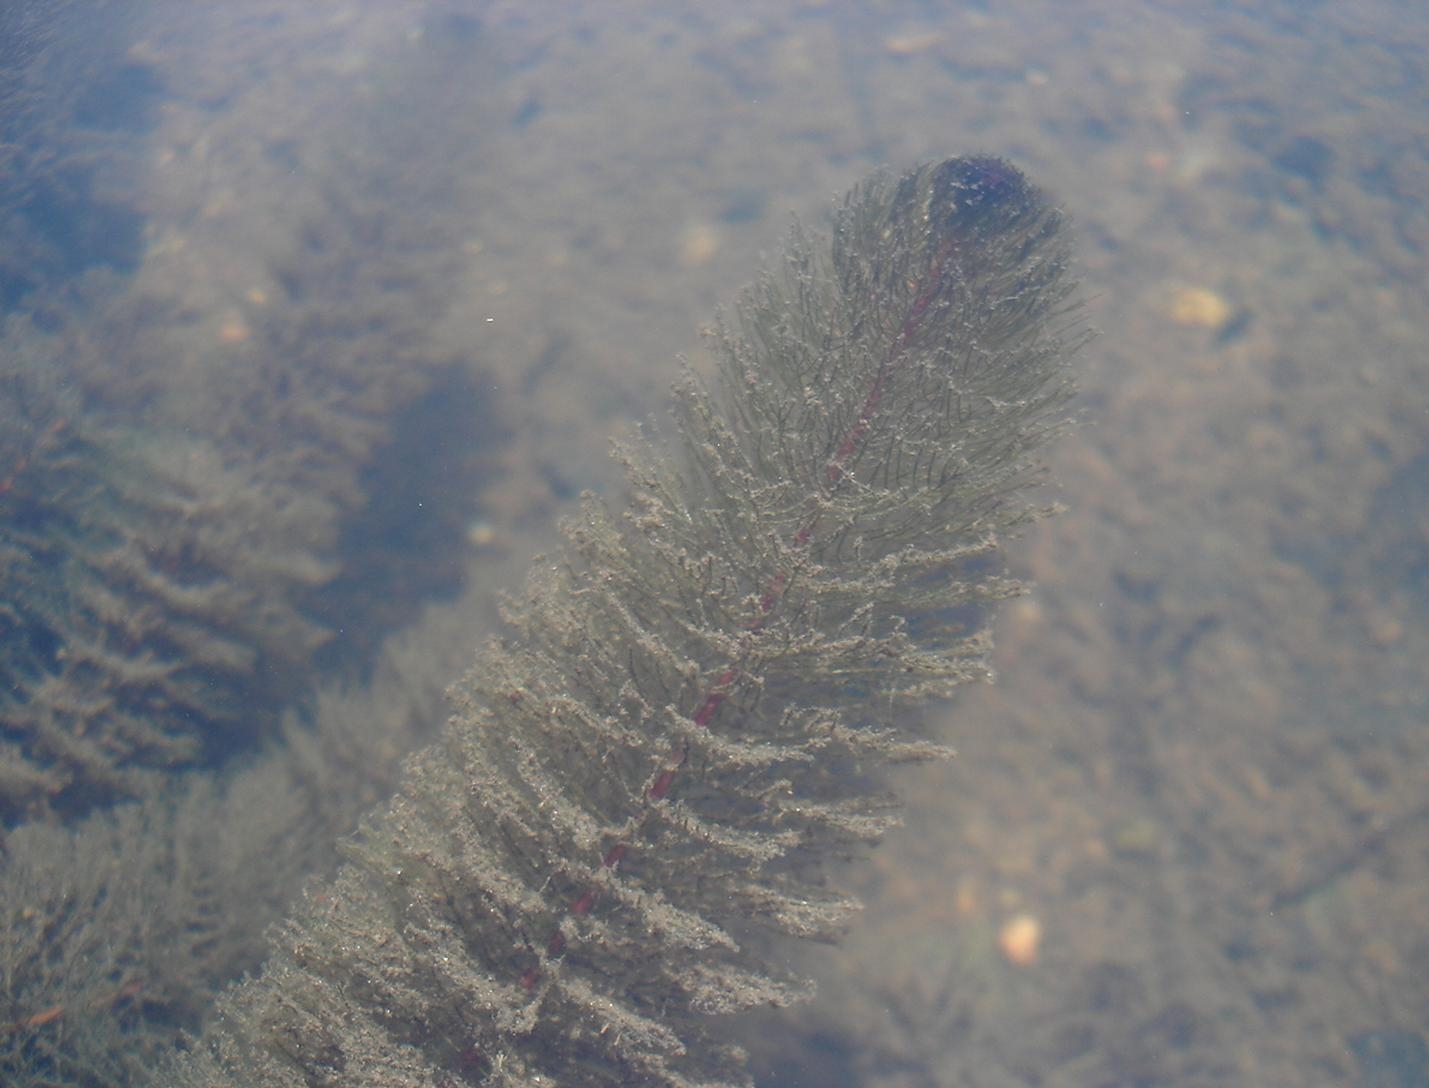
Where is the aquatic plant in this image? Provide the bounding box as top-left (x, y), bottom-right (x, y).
top-left (167, 156), bottom-right (1086, 1088)
top-left (0, 311), bottom-right (334, 816)
top-left (0, 16), bottom-right (498, 817)
top-left (0, 608), bottom-right (473, 1088)
top-left (0, 21), bottom-right (511, 1082)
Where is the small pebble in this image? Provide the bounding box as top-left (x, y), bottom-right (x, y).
top-left (998, 913), bottom-right (1043, 967)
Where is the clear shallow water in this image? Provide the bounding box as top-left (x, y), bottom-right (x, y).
top-left (2, 3), bottom-right (1426, 1085)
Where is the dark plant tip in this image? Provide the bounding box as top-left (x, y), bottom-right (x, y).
top-left (931, 155), bottom-right (1044, 228)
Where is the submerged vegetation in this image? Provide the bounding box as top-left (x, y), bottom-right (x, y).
top-left (0, 10), bottom-right (504, 1085)
top-left (166, 156), bottom-right (1084, 1088)
top-left (3, 5), bottom-right (1087, 1084)
top-left (0, 6), bottom-right (493, 820)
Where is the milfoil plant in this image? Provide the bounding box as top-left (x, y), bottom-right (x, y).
top-left (167, 156), bottom-right (1087, 1088)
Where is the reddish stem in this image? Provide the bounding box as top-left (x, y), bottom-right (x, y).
top-left (518, 234), bottom-right (953, 992)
